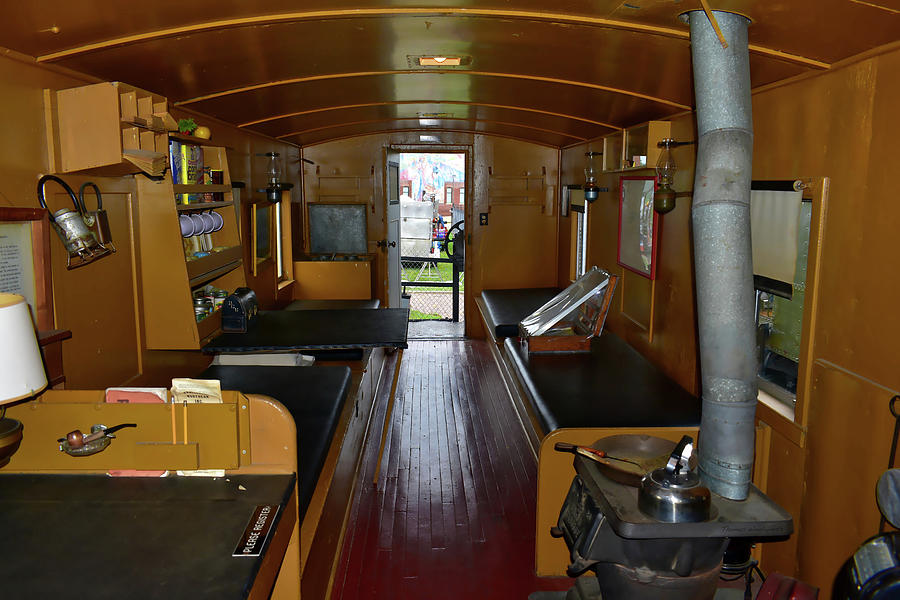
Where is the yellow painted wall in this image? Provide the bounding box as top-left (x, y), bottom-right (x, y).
top-left (753, 48), bottom-right (900, 593)
top-left (561, 114), bottom-right (699, 396)
top-left (302, 133), bottom-right (560, 338)
top-left (0, 53), bottom-right (300, 388)
top-left (559, 44), bottom-right (900, 594)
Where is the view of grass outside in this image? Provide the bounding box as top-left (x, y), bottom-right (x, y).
top-left (401, 249), bottom-right (464, 293)
top-left (410, 309), bottom-right (444, 320)
top-left (402, 248), bottom-right (464, 321)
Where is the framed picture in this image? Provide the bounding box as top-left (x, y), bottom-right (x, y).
top-left (561, 184), bottom-right (581, 217)
top-left (617, 176), bottom-right (659, 280)
top-left (0, 207), bottom-right (52, 329)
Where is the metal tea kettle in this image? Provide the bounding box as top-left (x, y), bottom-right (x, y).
top-left (37, 174), bottom-right (111, 269)
top-left (638, 435), bottom-right (711, 523)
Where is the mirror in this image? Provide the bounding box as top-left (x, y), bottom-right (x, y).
top-left (254, 204), bottom-right (271, 261)
top-left (249, 201), bottom-right (273, 277)
top-left (617, 176), bottom-right (659, 279)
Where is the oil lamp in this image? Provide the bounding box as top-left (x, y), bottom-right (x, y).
top-left (583, 151), bottom-right (602, 202)
top-left (654, 139), bottom-right (694, 214)
top-left (654, 139), bottom-right (678, 214)
top-left (264, 152), bottom-right (282, 202)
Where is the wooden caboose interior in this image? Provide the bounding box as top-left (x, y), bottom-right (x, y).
top-left (0, 2), bottom-right (899, 598)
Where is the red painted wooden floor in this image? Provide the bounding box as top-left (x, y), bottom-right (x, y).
top-left (331, 340), bottom-right (573, 600)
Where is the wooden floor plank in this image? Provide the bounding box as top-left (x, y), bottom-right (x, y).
top-left (332, 340), bottom-right (571, 600)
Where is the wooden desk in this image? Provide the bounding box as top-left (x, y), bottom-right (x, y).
top-left (0, 473), bottom-right (295, 599)
top-left (203, 308), bottom-right (409, 353)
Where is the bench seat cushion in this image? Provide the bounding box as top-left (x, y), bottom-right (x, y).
top-left (283, 300), bottom-right (381, 359)
top-left (285, 299), bottom-right (381, 311)
top-left (480, 288), bottom-right (562, 339)
top-left (200, 364), bottom-right (352, 521)
top-left (504, 333), bottom-right (700, 433)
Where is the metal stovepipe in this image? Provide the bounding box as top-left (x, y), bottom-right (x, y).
top-left (688, 10), bottom-right (757, 501)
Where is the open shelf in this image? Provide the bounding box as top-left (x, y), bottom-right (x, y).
top-left (186, 246), bottom-right (243, 287)
top-left (196, 309), bottom-right (223, 343)
top-left (135, 143), bottom-right (247, 350)
top-left (602, 121), bottom-right (671, 172)
top-left (176, 201), bottom-right (234, 212)
top-left (173, 184), bottom-right (232, 195)
top-left (48, 81), bottom-right (175, 176)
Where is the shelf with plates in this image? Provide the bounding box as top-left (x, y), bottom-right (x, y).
top-left (135, 144), bottom-right (246, 350)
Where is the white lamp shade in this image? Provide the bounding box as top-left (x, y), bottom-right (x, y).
top-left (0, 293), bottom-right (48, 404)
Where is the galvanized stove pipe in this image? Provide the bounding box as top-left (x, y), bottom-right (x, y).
top-left (688, 10), bottom-right (757, 501)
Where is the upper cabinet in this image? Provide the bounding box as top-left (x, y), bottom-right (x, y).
top-left (602, 121), bottom-right (672, 172)
top-left (44, 82), bottom-right (174, 177)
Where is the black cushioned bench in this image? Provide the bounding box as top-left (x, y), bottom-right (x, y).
top-left (283, 300), bottom-right (381, 358)
top-left (479, 287), bottom-right (699, 435)
top-left (200, 365), bottom-right (352, 521)
top-left (204, 307), bottom-right (407, 361)
top-left (505, 333), bottom-right (701, 434)
top-left (285, 299), bottom-right (381, 311)
top-left (479, 288), bottom-right (561, 338)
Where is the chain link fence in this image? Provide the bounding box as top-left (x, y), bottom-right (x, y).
top-left (402, 255), bottom-right (464, 321)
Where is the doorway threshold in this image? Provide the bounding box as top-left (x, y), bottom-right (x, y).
top-left (407, 320), bottom-right (465, 340)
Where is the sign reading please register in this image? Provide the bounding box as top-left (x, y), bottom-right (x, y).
top-left (233, 504), bottom-right (280, 557)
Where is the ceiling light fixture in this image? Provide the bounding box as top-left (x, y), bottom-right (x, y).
top-left (418, 56), bottom-right (463, 66)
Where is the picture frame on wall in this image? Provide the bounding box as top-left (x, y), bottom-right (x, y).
top-left (617, 176), bottom-right (659, 280)
top-left (561, 184), bottom-right (581, 218)
top-left (0, 207), bottom-right (53, 329)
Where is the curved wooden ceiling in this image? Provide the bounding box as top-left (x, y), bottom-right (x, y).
top-left (3, 1), bottom-right (898, 148)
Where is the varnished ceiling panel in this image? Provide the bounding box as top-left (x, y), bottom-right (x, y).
top-left (611, 0), bottom-right (900, 64)
top-left (55, 17), bottom-right (701, 106)
top-left (250, 103), bottom-right (607, 141)
top-left (184, 72), bottom-right (683, 132)
top-left (1, 2), bottom-right (897, 147)
top-left (5, 1), bottom-right (897, 63)
top-left (288, 121), bottom-right (569, 148)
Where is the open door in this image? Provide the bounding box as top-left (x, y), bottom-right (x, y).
top-left (386, 154), bottom-right (401, 307)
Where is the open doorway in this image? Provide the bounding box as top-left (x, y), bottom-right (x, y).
top-left (396, 152), bottom-right (466, 339)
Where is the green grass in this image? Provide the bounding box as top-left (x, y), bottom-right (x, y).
top-left (409, 309), bottom-right (445, 321)
top-left (401, 250), bottom-right (464, 293)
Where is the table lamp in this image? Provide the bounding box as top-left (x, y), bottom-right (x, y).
top-left (0, 293), bottom-right (48, 467)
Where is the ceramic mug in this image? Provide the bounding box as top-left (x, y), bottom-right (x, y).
top-left (198, 212), bottom-right (215, 234)
top-left (179, 214), bottom-right (195, 237)
top-left (209, 211), bottom-right (224, 232)
top-left (189, 213), bottom-right (206, 236)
